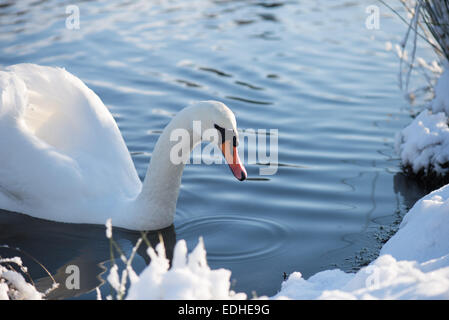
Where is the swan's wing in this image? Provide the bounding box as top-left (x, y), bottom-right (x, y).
top-left (0, 64), bottom-right (141, 213)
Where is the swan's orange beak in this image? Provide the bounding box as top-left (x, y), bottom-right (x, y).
top-left (220, 140), bottom-right (247, 181)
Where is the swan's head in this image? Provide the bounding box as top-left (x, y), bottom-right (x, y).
top-left (187, 101), bottom-right (247, 181)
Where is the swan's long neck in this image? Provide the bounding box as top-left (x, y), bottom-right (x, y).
top-left (128, 110), bottom-right (197, 230)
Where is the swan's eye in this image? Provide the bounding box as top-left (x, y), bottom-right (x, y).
top-left (214, 124), bottom-right (236, 145)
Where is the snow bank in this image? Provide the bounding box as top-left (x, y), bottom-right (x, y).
top-left (273, 184), bottom-right (449, 300)
top-left (0, 257), bottom-right (43, 300)
top-left (395, 69), bottom-right (449, 175)
top-left (275, 255), bottom-right (449, 300)
top-left (126, 238), bottom-right (246, 300)
top-left (431, 69), bottom-right (449, 115)
top-left (380, 184), bottom-right (449, 262)
top-left (395, 110), bottom-right (449, 175)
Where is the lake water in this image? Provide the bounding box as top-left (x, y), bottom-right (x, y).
top-left (0, 0), bottom-right (436, 299)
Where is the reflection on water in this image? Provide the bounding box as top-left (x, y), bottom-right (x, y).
top-left (0, 209), bottom-right (176, 299)
top-left (0, 0), bottom-right (436, 297)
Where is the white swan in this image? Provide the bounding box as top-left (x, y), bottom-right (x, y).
top-left (0, 64), bottom-right (247, 231)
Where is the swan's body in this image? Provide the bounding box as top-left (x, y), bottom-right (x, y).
top-left (0, 64), bottom-right (246, 230)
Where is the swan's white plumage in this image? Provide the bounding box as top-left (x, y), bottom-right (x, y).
top-left (0, 64), bottom-right (242, 230)
top-left (0, 64), bottom-right (141, 224)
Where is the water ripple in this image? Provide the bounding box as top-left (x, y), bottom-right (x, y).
top-left (176, 215), bottom-right (289, 262)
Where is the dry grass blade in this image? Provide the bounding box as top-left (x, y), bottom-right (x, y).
top-left (421, 0), bottom-right (449, 61)
top-left (379, 0), bottom-right (448, 94)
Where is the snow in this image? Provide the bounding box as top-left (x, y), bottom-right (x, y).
top-left (274, 256), bottom-right (449, 300)
top-left (105, 218), bottom-right (112, 239)
top-left (417, 58), bottom-right (443, 74)
top-left (380, 185), bottom-right (449, 262)
top-left (107, 264), bottom-right (121, 293)
top-left (125, 238), bottom-right (247, 300)
top-left (0, 257), bottom-right (43, 300)
top-left (396, 69), bottom-right (449, 175)
top-left (273, 183), bottom-right (449, 300)
top-left (126, 238), bottom-right (246, 300)
top-left (272, 270), bottom-right (353, 300)
top-left (431, 68), bottom-right (449, 115)
top-left (395, 109), bottom-right (449, 175)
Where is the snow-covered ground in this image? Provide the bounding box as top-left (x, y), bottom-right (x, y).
top-left (396, 69), bottom-right (449, 176)
top-left (126, 238), bottom-right (247, 300)
top-left (273, 184), bottom-right (449, 299)
top-left (0, 256), bottom-right (43, 300)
